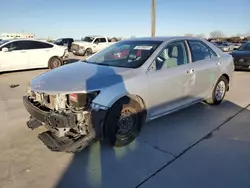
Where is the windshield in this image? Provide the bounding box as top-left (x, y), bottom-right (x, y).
top-left (54, 39), bottom-right (62, 43)
top-left (238, 42), bottom-right (250, 51)
top-left (0, 40), bottom-right (9, 46)
top-left (86, 40), bottom-right (162, 68)
top-left (81, 36), bottom-right (94, 43)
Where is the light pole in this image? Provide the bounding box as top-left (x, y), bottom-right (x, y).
top-left (151, 0), bottom-right (156, 37)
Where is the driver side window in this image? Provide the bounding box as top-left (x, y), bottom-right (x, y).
top-left (153, 41), bottom-right (188, 71)
top-left (93, 38), bottom-right (100, 44)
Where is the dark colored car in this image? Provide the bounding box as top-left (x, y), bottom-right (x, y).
top-left (54, 38), bottom-right (74, 51)
top-left (231, 42), bottom-right (250, 70)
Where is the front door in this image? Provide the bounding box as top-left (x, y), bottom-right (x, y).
top-left (0, 41), bottom-right (29, 71)
top-left (147, 40), bottom-right (194, 118)
top-left (186, 40), bottom-right (221, 99)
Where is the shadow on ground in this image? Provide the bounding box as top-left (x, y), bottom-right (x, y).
top-left (65, 58), bottom-right (85, 65)
top-left (54, 99), bottom-right (248, 188)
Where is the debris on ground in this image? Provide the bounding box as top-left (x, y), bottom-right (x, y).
top-left (9, 84), bottom-right (20, 88)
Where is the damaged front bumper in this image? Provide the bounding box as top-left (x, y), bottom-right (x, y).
top-left (23, 96), bottom-right (107, 152)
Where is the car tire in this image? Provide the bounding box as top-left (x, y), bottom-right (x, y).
top-left (84, 48), bottom-right (92, 56)
top-left (48, 57), bottom-right (62, 69)
top-left (104, 97), bottom-right (145, 147)
top-left (206, 76), bottom-right (229, 105)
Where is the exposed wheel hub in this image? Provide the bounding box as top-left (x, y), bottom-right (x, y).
top-left (116, 107), bottom-right (137, 139)
top-left (215, 80), bottom-right (226, 101)
top-left (52, 60), bottom-right (59, 67)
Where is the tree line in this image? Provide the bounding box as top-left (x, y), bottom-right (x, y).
top-left (184, 30), bottom-right (250, 43)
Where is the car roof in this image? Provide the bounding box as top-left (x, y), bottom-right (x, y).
top-left (1, 38), bottom-right (54, 45)
top-left (86, 35), bottom-right (104, 38)
top-left (5, 38), bottom-right (42, 42)
top-left (124, 36), bottom-right (204, 42)
top-left (57, 38), bottom-right (73, 40)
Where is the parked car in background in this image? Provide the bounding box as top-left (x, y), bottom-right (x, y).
top-left (231, 41), bottom-right (250, 70)
top-left (0, 39), bottom-right (68, 72)
top-left (233, 43), bottom-right (242, 49)
top-left (23, 36), bottom-right (234, 152)
top-left (71, 35), bottom-right (120, 56)
top-left (218, 43), bottom-right (234, 52)
top-left (214, 41), bottom-right (223, 47)
top-left (54, 38), bottom-right (74, 51)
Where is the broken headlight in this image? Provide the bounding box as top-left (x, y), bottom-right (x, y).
top-left (68, 91), bottom-right (100, 108)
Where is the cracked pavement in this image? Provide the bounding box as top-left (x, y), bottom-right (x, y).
top-left (0, 64), bottom-right (250, 188)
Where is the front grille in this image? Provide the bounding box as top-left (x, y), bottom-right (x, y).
top-left (71, 44), bottom-right (79, 51)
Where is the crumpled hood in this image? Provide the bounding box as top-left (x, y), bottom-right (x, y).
top-left (30, 61), bottom-right (135, 94)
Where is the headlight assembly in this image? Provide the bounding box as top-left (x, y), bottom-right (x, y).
top-left (91, 103), bottom-right (108, 111)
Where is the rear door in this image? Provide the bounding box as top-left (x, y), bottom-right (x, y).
top-left (186, 40), bottom-right (221, 99)
top-left (26, 41), bottom-right (55, 68)
top-left (0, 41), bottom-right (30, 71)
top-left (147, 40), bottom-right (195, 118)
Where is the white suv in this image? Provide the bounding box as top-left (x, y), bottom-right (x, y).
top-left (0, 39), bottom-right (68, 72)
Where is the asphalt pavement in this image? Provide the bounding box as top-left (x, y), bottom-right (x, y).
top-left (0, 63), bottom-right (250, 188)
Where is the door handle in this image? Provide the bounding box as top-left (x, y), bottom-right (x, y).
top-left (187, 69), bottom-right (195, 74)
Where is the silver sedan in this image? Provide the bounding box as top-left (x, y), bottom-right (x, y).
top-left (23, 37), bottom-right (234, 152)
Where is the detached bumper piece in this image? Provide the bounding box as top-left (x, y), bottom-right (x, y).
top-left (27, 117), bottom-right (43, 130)
top-left (23, 96), bottom-right (76, 129)
top-left (38, 131), bottom-right (96, 153)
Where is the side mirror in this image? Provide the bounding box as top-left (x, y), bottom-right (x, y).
top-left (2, 47), bottom-right (9, 52)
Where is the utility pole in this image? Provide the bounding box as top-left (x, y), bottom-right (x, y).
top-left (151, 0), bottom-right (156, 37)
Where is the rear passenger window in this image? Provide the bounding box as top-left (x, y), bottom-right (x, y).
top-left (99, 38), bottom-right (107, 43)
top-left (29, 41), bottom-right (53, 49)
top-left (188, 41), bottom-right (217, 62)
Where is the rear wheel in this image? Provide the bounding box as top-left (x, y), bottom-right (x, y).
top-left (48, 57), bottom-right (62, 69)
top-left (206, 76), bottom-right (228, 105)
top-left (104, 97), bottom-right (145, 147)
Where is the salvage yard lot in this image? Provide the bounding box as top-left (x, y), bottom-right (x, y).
top-left (0, 64), bottom-right (250, 187)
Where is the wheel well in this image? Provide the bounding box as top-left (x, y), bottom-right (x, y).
top-left (48, 56), bottom-right (61, 63)
top-left (221, 74), bottom-right (230, 91)
top-left (127, 95), bottom-right (146, 110)
top-left (102, 94), bottom-right (147, 139)
top-left (123, 94), bottom-right (147, 121)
